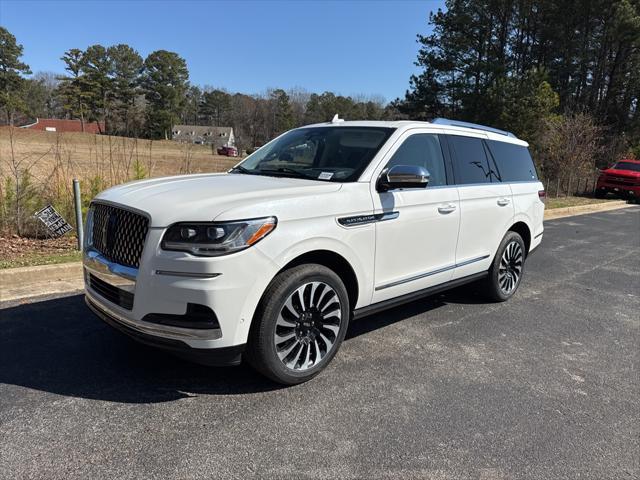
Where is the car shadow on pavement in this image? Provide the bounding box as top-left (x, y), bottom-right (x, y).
top-left (0, 284), bottom-right (488, 404)
top-left (346, 282), bottom-right (489, 340)
top-left (0, 294), bottom-right (281, 403)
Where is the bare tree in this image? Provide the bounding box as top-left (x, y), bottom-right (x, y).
top-left (537, 113), bottom-right (603, 192)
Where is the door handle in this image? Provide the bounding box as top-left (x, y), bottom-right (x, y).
top-left (497, 198), bottom-right (511, 206)
top-left (438, 204), bottom-right (457, 214)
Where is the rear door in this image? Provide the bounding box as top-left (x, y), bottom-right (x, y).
top-left (445, 134), bottom-right (514, 279)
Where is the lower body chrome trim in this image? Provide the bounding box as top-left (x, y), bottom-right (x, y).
top-left (85, 291), bottom-right (223, 341)
top-left (155, 270), bottom-right (221, 279)
top-left (356, 272), bottom-right (488, 319)
top-left (375, 254), bottom-right (490, 291)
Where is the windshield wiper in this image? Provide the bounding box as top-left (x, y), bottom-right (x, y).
top-left (257, 167), bottom-right (314, 179)
top-left (230, 165), bottom-right (256, 175)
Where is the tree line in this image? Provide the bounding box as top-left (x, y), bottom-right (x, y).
top-left (0, 26), bottom-right (389, 150)
top-left (2, 0), bottom-right (639, 176)
top-left (393, 0), bottom-right (640, 180)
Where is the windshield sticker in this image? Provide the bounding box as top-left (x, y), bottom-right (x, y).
top-left (318, 172), bottom-right (334, 180)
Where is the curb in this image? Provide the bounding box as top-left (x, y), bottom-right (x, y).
top-left (544, 200), bottom-right (635, 220)
top-left (0, 262), bottom-right (83, 303)
top-left (0, 262), bottom-right (82, 284)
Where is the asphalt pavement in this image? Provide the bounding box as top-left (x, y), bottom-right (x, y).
top-left (1, 207), bottom-right (639, 479)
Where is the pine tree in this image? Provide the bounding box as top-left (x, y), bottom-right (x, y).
top-left (82, 44), bottom-right (113, 133)
top-left (108, 44), bottom-right (143, 135)
top-left (270, 89), bottom-right (293, 134)
top-left (0, 27), bottom-right (32, 125)
top-left (140, 50), bottom-right (189, 139)
top-left (57, 48), bottom-right (89, 131)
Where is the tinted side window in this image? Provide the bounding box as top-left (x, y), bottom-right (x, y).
top-left (385, 134), bottom-right (447, 186)
top-left (486, 140), bottom-right (538, 181)
top-left (448, 135), bottom-right (496, 184)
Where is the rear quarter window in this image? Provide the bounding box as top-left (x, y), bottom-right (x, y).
top-left (486, 140), bottom-right (538, 182)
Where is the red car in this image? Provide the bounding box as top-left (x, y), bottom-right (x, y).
top-left (217, 146), bottom-right (239, 157)
top-left (595, 159), bottom-right (640, 199)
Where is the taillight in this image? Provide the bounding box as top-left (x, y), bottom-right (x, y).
top-left (538, 190), bottom-right (546, 203)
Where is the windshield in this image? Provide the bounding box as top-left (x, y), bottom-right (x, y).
top-left (613, 161), bottom-right (640, 172)
top-left (232, 127), bottom-right (394, 182)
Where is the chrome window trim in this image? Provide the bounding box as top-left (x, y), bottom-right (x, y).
top-left (375, 254), bottom-right (490, 291)
top-left (452, 180), bottom-right (540, 188)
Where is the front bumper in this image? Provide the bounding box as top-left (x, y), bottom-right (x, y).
top-left (596, 181), bottom-right (640, 196)
top-left (86, 295), bottom-right (244, 366)
top-left (84, 227), bottom-right (280, 352)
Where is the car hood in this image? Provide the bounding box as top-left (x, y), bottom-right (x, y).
top-left (94, 173), bottom-right (342, 227)
top-left (602, 168), bottom-right (640, 178)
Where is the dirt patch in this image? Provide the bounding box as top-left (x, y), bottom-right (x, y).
top-left (0, 234), bottom-right (80, 269)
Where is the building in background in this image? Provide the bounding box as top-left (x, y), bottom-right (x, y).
top-left (20, 118), bottom-right (104, 134)
top-left (172, 125), bottom-right (235, 149)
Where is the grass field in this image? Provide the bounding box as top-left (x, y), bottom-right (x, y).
top-left (0, 127), bottom-right (238, 184)
top-left (0, 127), bottom-right (240, 239)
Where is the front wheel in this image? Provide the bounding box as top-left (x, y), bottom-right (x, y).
top-left (484, 231), bottom-right (526, 302)
top-left (245, 264), bottom-right (350, 385)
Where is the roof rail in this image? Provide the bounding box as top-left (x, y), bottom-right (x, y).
top-left (431, 118), bottom-right (516, 138)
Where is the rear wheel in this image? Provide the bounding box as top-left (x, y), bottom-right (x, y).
top-left (484, 231), bottom-right (526, 302)
top-left (245, 264), bottom-right (350, 385)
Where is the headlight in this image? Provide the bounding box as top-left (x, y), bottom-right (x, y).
top-left (161, 216), bottom-right (277, 257)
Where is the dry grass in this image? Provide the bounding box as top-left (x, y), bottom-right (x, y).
top-left (0, 127), bottom-right (240, 237)
top-left (0, 127), bottom-right (238, 183)
top-left (545, 195), bottom-right (619, 209)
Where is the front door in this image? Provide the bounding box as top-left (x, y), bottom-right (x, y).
top-left (371, 131), bottom-right (460, 303)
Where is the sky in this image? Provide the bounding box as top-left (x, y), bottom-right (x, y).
top-left (0, 0), bottom-right (445, 102)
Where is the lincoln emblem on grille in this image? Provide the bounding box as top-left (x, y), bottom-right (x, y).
top-left (104, 213), bottom-right (119, 252)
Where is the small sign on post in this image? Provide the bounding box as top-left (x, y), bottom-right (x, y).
top-left (34, 205), bottom-right (73, 238)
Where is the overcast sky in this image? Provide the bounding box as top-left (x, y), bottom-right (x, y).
top-left (1, 0), bottom-right (444, 102)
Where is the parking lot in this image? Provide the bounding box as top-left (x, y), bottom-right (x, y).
top-left (1, 207), bottom-right (638, 479)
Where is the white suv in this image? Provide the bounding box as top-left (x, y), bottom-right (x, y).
top-left (84, 118), bottom-right (545, 384)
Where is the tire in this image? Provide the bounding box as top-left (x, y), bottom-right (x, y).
top-left (484, 231), bottom-right (526, 302)
top-left (594, 189), bottom-right (607, 199)
top-left (245, 264), bottom-right (350, 385)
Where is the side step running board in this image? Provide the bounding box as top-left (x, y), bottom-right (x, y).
top-left (352, 271), bottom-right (488, 320)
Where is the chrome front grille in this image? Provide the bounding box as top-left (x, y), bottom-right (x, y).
top-left (607, 177), bottom-right (636, 186)
top-left (89, 203), bottom-right (149, 269)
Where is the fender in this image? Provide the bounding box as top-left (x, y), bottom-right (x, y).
top-left (266, 235), bottom-right (373, 309)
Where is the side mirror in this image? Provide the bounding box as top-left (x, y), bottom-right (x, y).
top-left (377, 165), bottom-right (430, 192)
